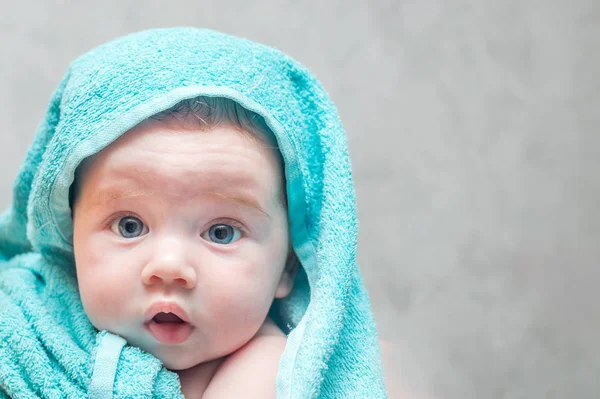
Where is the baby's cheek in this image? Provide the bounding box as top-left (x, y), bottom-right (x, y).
top-left (79, 276), bottom-right (122, 327)
top-left (76, 247), bottom-right (134, 329)
top-left (205, 278), bottom-right (272, 346)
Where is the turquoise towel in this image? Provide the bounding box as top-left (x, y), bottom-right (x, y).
top-left (0, 27), bottom-right (387, 398)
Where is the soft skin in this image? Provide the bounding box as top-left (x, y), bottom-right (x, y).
top-left (72, 119), bottom-right (295, 375)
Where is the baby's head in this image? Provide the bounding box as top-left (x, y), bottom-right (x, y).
top-left (71, 97), bottom-right (298, 370)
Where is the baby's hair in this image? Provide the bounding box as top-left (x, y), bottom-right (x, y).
top-left (148, 96), bottom-right (277, 150)
top-left (69, 96), bottom-right (285, 211)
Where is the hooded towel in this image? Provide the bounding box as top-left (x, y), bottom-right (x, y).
top-left (0, 27), bottom-right (387, 398)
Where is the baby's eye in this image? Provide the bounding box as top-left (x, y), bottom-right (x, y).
top-left (202, 224), bottom-right (242, 245)
top-left (110, 216), bottom-right (148, 238)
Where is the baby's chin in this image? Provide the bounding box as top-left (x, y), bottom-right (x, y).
top-left (153, 344), bottom-right (227, 370)
top-left (129, 333), bottom-right (228, 370)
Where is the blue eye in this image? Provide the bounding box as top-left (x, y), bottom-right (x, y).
top-left (206, 224), bottom-right (242, 244)
top-left (113, 216), bottom-right (147, 238)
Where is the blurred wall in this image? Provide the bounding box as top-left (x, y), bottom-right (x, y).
top-left (1, 1), bottom-right (599, 398)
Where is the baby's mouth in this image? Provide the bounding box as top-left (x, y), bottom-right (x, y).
top-left (153, 312), bottom-right (185, 324)
top-left (144, 303), bottom-right (194, 345)
top-left (146, 312), bottom-right (193, 345)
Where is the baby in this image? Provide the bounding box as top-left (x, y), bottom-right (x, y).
top-left (70, 97), bottom-right (297, 397)
top-left (0, 27), bottom-right (390, 399)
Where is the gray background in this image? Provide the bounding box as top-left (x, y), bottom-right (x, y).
top-left (1, 1), bottom-right (599, 398)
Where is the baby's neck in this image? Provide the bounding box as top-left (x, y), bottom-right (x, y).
top-left (176, 357), bottom-right (226, 399)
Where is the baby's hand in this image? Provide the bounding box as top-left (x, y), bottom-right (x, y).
top-left (201, 317), bottom-right (287, 399)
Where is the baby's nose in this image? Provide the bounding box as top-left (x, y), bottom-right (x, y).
top-left (140, 242), bottom-right (197, 289)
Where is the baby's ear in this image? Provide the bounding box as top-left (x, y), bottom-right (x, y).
top-left (274, 250), bottom-right (299, 298)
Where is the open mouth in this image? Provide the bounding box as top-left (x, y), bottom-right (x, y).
top-left (153, 312), bottom-right (185, 324)
top-left (144, 303), bottom-right (194, 345)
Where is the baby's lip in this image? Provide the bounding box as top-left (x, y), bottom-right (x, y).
top-left (144, 301), bottom-right (191, 324)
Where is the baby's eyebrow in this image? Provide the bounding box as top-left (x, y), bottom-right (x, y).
top-left (93, 186), bottom-right (152, 205)
top-left (205, 190), bottom-right (271, 219)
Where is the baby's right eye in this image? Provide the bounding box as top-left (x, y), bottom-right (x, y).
top-left (110, 216), bottom-right (148, 238)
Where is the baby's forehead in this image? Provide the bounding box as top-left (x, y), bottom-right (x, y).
top-left (73, 96), bottom-right (287, 206)
top-left (74, 117), bottom-right (286, 209)
top-left (84, 109), bottom-right (278, 167)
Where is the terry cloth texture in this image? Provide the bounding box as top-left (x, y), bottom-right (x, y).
top-left (0, 27), bottom-right (387, 398)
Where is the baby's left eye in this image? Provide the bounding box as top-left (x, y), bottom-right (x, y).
top-left (109, 215), bottom-right (148, 238)
top-left (202, 224), bottom-right (242, 245)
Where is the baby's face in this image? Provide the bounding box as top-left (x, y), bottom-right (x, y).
top-left (72, 120), bottom-right (293, 370)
